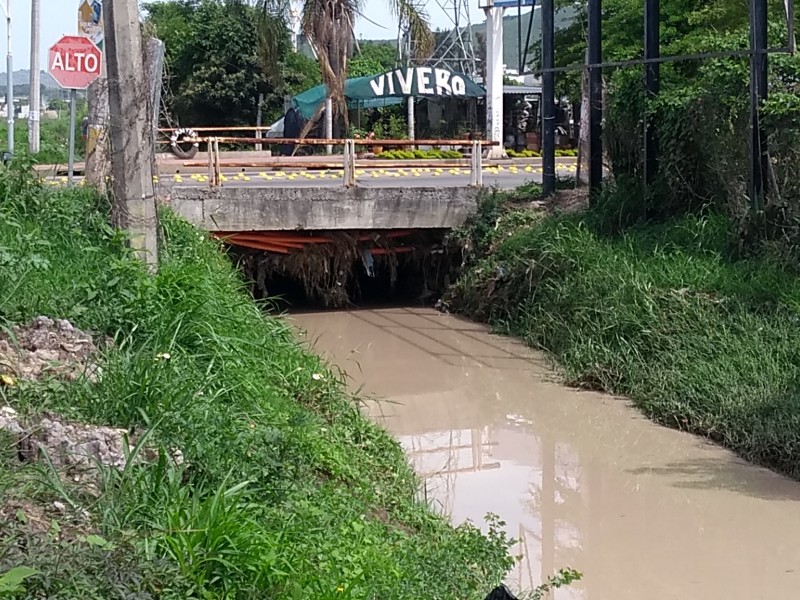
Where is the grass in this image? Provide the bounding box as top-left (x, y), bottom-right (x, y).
top-left (0, 115), bottom-right (84, 165)
top-left (446, 190), bottom-right (800, 479)
top-left (0, 161), bottom-right (515, 598)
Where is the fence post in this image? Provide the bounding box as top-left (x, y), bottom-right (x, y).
top-left (207, 137), bottom-right (214, 188)
top-left (343, 139), bottom-right (356, 187)
top-left (470, 140), bottom-right (483, 187)
top-left (213, 138), bottom-right (222, 187)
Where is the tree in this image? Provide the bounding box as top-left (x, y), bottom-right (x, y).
top-left (144, 0), bottom-right (301, 126)
top-left (349, 41), bottom-right (398, 76)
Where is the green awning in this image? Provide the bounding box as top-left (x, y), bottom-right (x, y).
top-left (293, 67), bottom-right (485, 120)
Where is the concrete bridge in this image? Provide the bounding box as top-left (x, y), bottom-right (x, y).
top-left (163, 162), bottom-right (576, 232)
top-left (167, 185), bottom-right (481, 232)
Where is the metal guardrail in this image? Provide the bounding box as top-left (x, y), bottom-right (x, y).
top-left (201, 137), bottom-right (490, 189)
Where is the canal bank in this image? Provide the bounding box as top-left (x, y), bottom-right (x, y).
top-left (0, 178), bottom-right (514, 598)
top-left (293, 306), bottom-right (800, 599)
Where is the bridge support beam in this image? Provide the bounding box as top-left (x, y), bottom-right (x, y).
top-left (170, 186), bottom-right (481, 232)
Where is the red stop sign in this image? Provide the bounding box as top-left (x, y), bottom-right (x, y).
top-left (48, 35), bottom-right (102, 90)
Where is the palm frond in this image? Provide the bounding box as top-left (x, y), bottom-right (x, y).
top-left (251, 0), bottom-right (292, 85)
top-left (393, 0), bottom-right (434, 60)
top-left (302, 0), bottom-right (360, 122)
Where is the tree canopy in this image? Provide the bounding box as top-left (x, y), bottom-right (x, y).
top-left (144, 0), bottom-right (320, 126)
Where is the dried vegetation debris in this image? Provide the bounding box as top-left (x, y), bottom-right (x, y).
top-left (0, 317), bottom-right (182, 485)
top-left (0, 315), bottom-right (101, 383)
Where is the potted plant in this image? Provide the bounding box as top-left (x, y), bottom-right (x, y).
top-left (371, 121), bottom-right (385, 155)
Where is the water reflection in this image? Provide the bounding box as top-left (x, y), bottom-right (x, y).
top-left (394, 422), bottom-right (585, 597)
top-left (293, 307), bottom-right (800, 600)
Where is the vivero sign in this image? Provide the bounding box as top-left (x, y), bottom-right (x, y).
top-left (48, 35), bottom-right (103, 90)
top-left (368, 67), bottom-right (469, 97)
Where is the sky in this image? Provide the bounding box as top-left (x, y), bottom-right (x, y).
top-left (19, 0), bottom-right (491, 73)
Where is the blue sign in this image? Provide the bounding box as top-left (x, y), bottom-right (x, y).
top-left (489, 0), bottom-right (537, 7)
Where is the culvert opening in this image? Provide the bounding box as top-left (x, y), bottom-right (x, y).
top-left (223, 230), bottom-right (461, 310)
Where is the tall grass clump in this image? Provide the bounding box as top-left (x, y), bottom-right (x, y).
top-left (447, 190), bottom-right (800, 479)
top-left (0, 163), bottom-right (514, 598)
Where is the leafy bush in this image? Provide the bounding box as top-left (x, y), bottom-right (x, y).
top-left (376, 149), bottom-right (463, 160)
top-left (605, 24), bottom-right (800, 243)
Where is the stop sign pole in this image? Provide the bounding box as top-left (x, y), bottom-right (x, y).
top-left (48, 35), bottom-right (102, 185)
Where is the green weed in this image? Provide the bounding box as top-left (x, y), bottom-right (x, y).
top-left (448, 193), bottom-right (800, 479)
top-left (0, 163), bottom-right (516, 598)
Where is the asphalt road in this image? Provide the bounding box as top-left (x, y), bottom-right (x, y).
top-left (45, 164), bottom-right (578, 191)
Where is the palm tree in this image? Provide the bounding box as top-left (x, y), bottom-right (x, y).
top-left (252, 0), bottom-right (434, 129)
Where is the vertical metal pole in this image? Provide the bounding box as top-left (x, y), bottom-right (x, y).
top-left (255, 92), bottom-right (263, 151)
top-left (207, 138), bottom-right (214, 188)
top-left (517, 0), bottom-right (523, 73)
top-left (643, 0), bottom-right (659, 190)
top-left (588, 0), bottom-right (603, 193)
top-left (749, 0), bottom-right (768, 209)
top-left (29, 0), bottom-right (40, 154)
top-left (5, 0), bottom-right (12, 156)
top-left (214, 138), bottom-right (221, 186)
top-left (68, 89), bottom-right (76, 186)
top-left (541, 0), bottom-right (555, 196)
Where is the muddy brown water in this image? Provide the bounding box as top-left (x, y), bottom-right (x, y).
top-left (291, 307), bottom-right (800, 599)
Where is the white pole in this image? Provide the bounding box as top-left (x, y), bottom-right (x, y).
top-left (484, 4), bottom-right (505, 159)
top-left (407, 96), bottom-right (415, 142)
top-left (5, 0), bottom-right (12, 156)
top-left (28, 0), bottom-right (39, 153)
top-left (325, 97), bottom-right (333, 155)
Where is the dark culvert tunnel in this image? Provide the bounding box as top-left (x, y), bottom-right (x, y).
top-left (224, 229), bottom-right (462, 310)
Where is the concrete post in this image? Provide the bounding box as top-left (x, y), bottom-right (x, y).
top-left (28, 0), bottom-right (40, 154)
top-left (144, 37), bottom-right (165, 179)
top-left (484, 5), bottom-right (506, 159)
top-left (325, 97), bottom-right (333, 155)
top-left (103, 0), bottom-right (158, 269)
top-left (470, 140), bottom-right (483, 186)
top-left (343, 139), bottom-right (356, 187)
top-left (407, 96), bottom-right (415, 142)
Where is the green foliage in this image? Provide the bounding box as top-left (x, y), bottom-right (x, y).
top-left (0, 164), bottom-right (516, 598)
top-left (527, 569), bottom-right (583, 600)
top-left (0, 567), bottom-right (38, 595)
top-left (448, 194), bottom-right (800, 479)
top-left (376, 149), bottom-right (463, 159)
top-left (545, 0), bottom-right (800, 250)
top-left (356, 42), bottom-right (397, 72)
top-left (144, 0), bottom-right (317, 127)
top-left (348, 42), bottom-right (398, 78)
top-left (0, 116), bottom-right (85, 165)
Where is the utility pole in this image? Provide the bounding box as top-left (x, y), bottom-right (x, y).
top-left (483, 2), bottom-right (506, 159)
top-left (28, 0), bottom-right (39, 154)
top-left (1, 0), bottom-right (13, 156)
top-left (587, 0), bottom-right (603, 193)
top-left (541, 0), bottom-right (555, 196)
top-left (103, 0), bottom-right (158, 268)
top-left (643, 0), bottom-right (659, 191)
